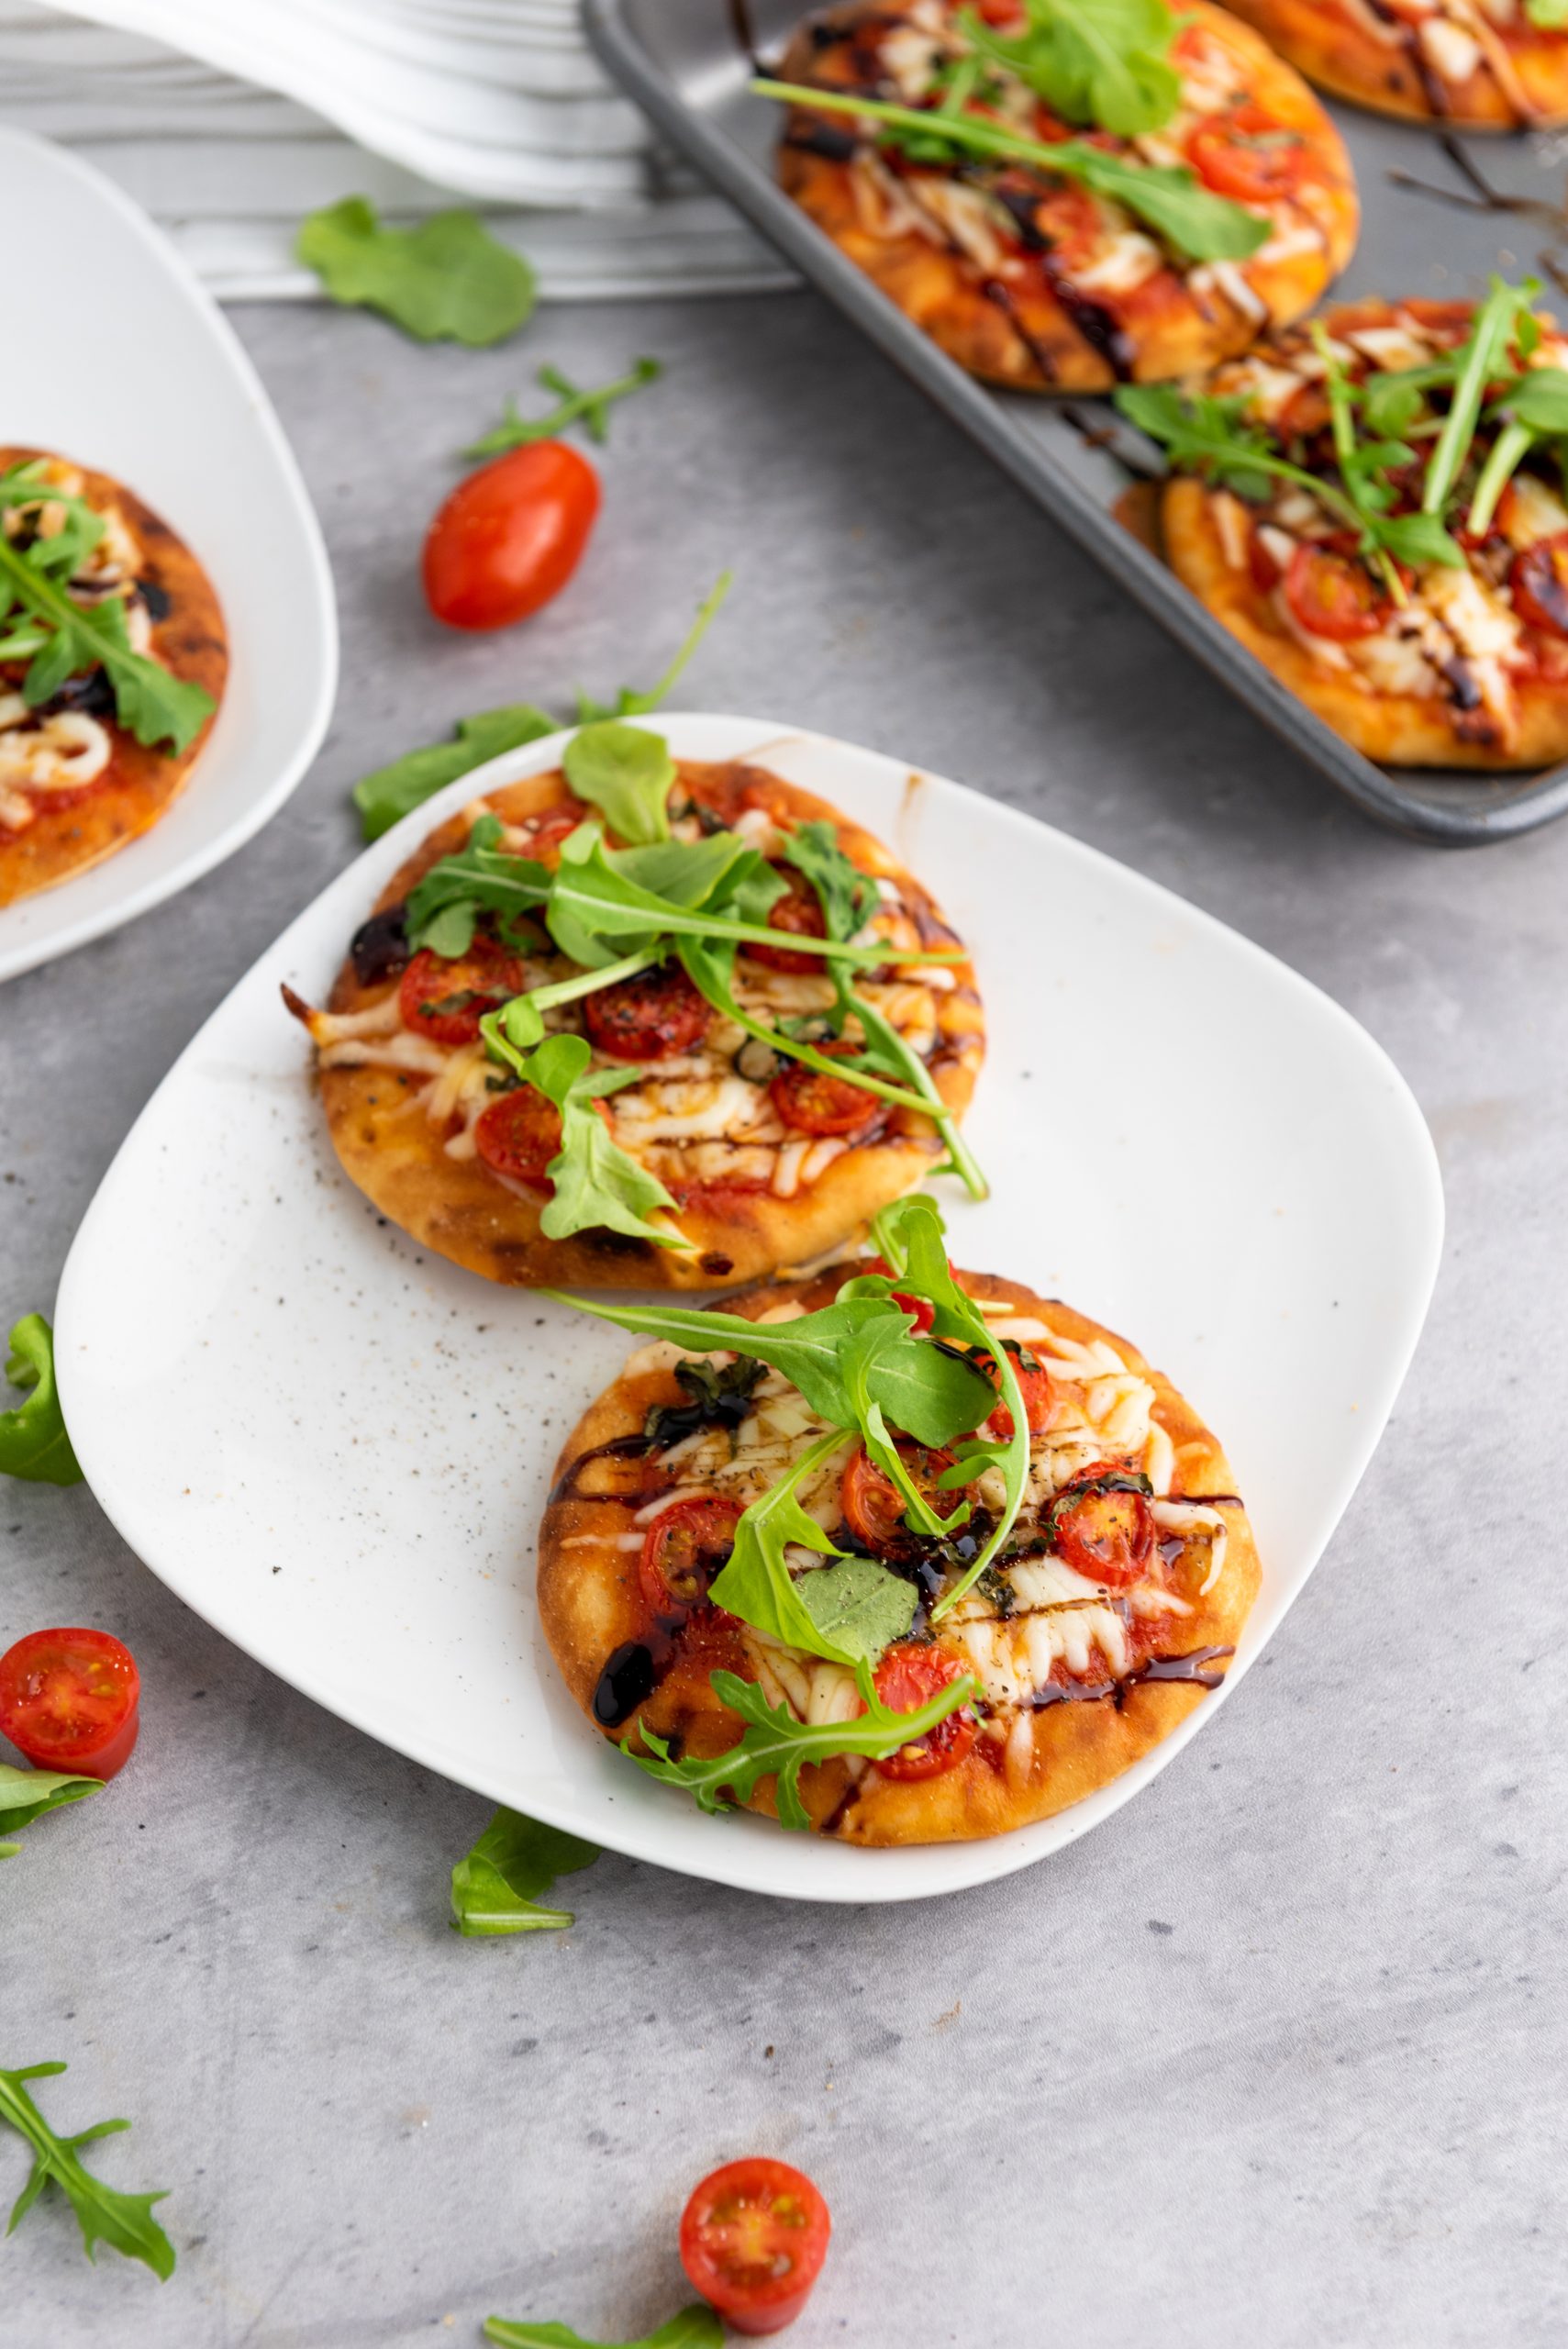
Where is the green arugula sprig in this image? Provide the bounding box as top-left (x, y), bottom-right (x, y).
top-left (0, 1764), bottom-right (101, 1861)
top-left (632, 1666), bottom-right (978, 1830)
top-left (450, 1808), bottom-right (599, 1936)
top-left (0, 1314), bottom-right (83, 1486)
top-left (752, 78), bottom-right (1269, 262)
top-left (479, 1030), bottom-right (686, 1250)
top-left (295, 197), bottom-right (535, 344)
top-left (485, 2308), bottom-right (722, 2349)
top-left (955, 0), bottom-right (1180, 138)
top-left (465, 359), bottom-right (662, 458)
top-left (0, 2063), bottom-right (173, 2279)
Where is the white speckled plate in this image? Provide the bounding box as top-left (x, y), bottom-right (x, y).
top-left (0, 130), bottom-right (336, 985)
top-left (54, 716), bottom-right (1443, 1903)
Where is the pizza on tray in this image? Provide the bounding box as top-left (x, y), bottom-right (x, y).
top-left (763, 0), bottom-right (1358, 393)
top-left (1220, 0), bottom-right (1568, 129)
top-left (0, 449), bottom-right (224, 907)
top-left (1122, 286), bottom-right (1568, 767)
top-left (285, 727), bottom-right (984, 1290)
top-left (539, 1197), bottom-right (1260, 1846)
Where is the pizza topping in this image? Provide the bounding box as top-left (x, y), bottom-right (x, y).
top-left (399, 938), bottom-right (528, 1045)
top-left (867, 1642), bottom-right (977, 1778)
top-left (581, 958), bottom-right (711, 1061)
top-left (640, 1495), bottom-right (744, 1613)
top-left (770, 1041), bottom-right (887, 1138)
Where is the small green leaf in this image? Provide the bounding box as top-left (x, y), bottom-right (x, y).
top-left (295, 198), bottom-right (536, 346)
top-left (0, 2062), bottom-right (173, 2279)
top-left (0, 524), bottom-right (214, 756)
top-left (795, 1554), bottom-right (918, 1663)
top-left (450, 1808), bottom-right (598, 1937)
top-left (481, 1030), bottom-right (684, 1250)
top-left (353, 707), bottom-right (557, 841)
top-left (1527, 0), bottom-right (1568, 29)
top-left (484, 2306), bottom-right (723, 2349)
top-left (706, 1430), bottom-right (854, 1663)
top-left (956, 0), bottom-right (1181, 138)
top-left (464, 359), bottom-right (661, 458)
top-left (562, 721), bottom-right (675, 846)
top-left (1492, 365), bottom-right (1568, 433)
top-left (0, 1764), bottom-right (101, 1839)
top-left (0, 1314), bottom-right (83, 1486)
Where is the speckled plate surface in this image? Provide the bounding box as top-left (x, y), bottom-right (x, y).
top-left (53, 714), bottom-right (1442, 1902)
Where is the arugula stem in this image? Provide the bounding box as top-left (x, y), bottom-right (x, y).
top-left (1467, 417), bottom-right (1534, 537)
top-left (463, 357), bottom-right (661, 459)
top-left (851, 993), bottom-right (987, 1199)
top-left (1311, 322), bottom-right (1406, 605)
top-left (1423, 279), bottom-right (1529, 519)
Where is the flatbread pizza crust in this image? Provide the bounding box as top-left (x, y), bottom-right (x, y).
top-left (1220, 0), bottom-right (1568, 128)
top-left (539, 1264), bottom-right (1262, 1847)
top-left (315, 759), bottom-right (983, 1291)
top-left (0, 448), bottom-right (227, 907)
top-left (775, 0), bottom-right (1358, 395)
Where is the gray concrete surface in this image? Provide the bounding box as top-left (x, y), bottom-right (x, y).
top-left (3, 294), bottom-right (1564, 2348)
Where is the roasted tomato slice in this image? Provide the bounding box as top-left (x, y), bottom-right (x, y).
top-left (769, 1042), bottom-right (881, 1139)
top-left (840, 1441), bottom-right (958, 1553)
top-left (1050, 1464), bottom-right (1156, 1589)
top-left (1283, 542), bottom-right (1389, 641)
top-left (422, 440), bottom-right (600, 631)
top-left (984, 1346), bottom-right (1055, 1442)
top-left (744, 863), bottom-right (829, 975)
top-left (680, 2158), bottom-right (831, 2337)
top-left (872, 1642), bottom-right (977, 1781)
top-left (583, 960), bottom-right (711, 1062)
top-left (1510, 531), bottom-right (1568, 635)
top-left (0, 1627), bottom-right (140, 1780)
top-left (399, 938), bottom-right (526, 1046)
top-left (473, 1087), bottom-right (566, 1183)
top-left (640, 1495), bottom-right (744, 1614)
top-left (515, 801), bottom-right (589, 859)
top-left (1188, 104), bottom-right (1306, 203)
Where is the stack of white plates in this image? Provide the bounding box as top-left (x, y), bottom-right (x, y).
top-left (0, 0), bottom-right (792, 299)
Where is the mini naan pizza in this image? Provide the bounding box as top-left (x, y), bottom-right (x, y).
top-left (0, 450), bottom-right (225, 907)
top-left (770, 0), bottom-right (1358, 393)
top-left (286, 747), bottom-right (984, 1290)
top-left (1130, 291), bottom-right (1568, 767)
top-left (540, 1241), bottom-right (1260, 1846)
top-left (1221, 0), bottom-right (1568, 129)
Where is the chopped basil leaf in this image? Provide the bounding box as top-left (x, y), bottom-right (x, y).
top-left (295, 197), bottom-right (536, 345)
top-left (0, 2062), bottom-right (173, 2279)
top-left (0, 1314), bottom-right (82, 1486)
top-left (450, 1808), bottom-right (598, 1936)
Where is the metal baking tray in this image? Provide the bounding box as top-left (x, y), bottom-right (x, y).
top-left (587, 0), bottom-right (1568, 843)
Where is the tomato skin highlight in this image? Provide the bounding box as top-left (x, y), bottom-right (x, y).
top-left (422, 440), bottom-right (600, 631)
top-left (872, 1643), bottom-right (977, 1781)
top-left (680, 2158), bottom-right (831, 2336)
top-left (769, 1043), bottom-right (882, 1140)
top-left (399, 938), bottom-right (526, 1046)
top-left (639, 1495), bottom-right (743, 1614)
top-left (1283, 543), bottom-right (1389, 641)
top-left (1510, 531), bottom-right (1568, 635)
top-left (582, 961), bottom-right (711, 1062)
top-left (0, 1627), bottom-right (139, 1779)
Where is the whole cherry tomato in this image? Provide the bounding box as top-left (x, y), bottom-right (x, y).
top-left (680, 2157), bottom-right (831, 2336)
top-left (422, 441), bottom-right (600, 631)
top-left (0, 1627), bottom-right (140, 1779)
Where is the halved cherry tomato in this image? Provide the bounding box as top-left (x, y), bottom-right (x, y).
top-left (640, 1495), bottom-right (743, 1614)
top-left (1050, 1464), bottom-right (1156, 1589)
top-left (1031, 179), bottom-right (1103, 268)
top-left (583, 961), bottom-right (711, 1062)
top-left (399, 938), bottom-right (526, 1046)
top-left (744, 863), bottom-right (828, 975)
top-left (680, 2158), bottom-right (831, 2337)
top-left (422, 440), bottom-right (600, 632)
top-left (516, 800), bottom-right (589, 859)
top-left (0, 1627), bottom-right (139, 1779)
top-left (893, 1288), bottom-right (935, 1333)
top-left (770, 1043), bottom-right (882, 1140)
top-left (474, 1087), bottom-right (565, 1182)
top-left (984, 1347), bottom-right (1055, 1442)
top-left (1188, 105), bottom-right (1306, 204)
top-left (1510, 531), bottom-right (1568, 635)
top-left (840, 1441), bottom-right (958, 1553)
top-left (872, 1642), bottom-right (977, 1781)
top-left (1284, 542), bottom-right (1389, 641)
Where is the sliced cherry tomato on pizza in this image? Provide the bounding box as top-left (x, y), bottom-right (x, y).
top-left (984, 1346), bottom-right (1055, 1442)
top-left (639, 1494), bottom-right (743, 1614)
top-left (1050, 1464), bottom-right (1156, 1589)
top-left (1283, 542), bottom-right (1389, 641)
top-left (680, 2157), bottom-right (831, 2337)
top-left (769, 1042), bottom-right (882, 1139)
top-left (582, 960), bottom-right (711, 1062)
top-left (1032, 179), bottom-right (1103, 267)
top-left (871, 1642), bottom-right (977, 1781)
top-left (744, 863), bottom-right (829, 975)
top-left (399, 938), bottom-right (526, 1046)
top-left (840, 1441), bottom-right (958, 1553)
top-left (516, 800), bottom-right (589, 859)
top-left (1510, 531), bottom-right (1568, 635)
top-left (0, 1627), bottom-right (140, 1779)
top-left (422, 440), bottom-right (600, 632)
top-left (1188, 105), bottom-right (1307, 203)
top-left (473, 1086), bottom-right (565, 1182)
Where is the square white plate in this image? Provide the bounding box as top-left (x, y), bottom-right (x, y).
top-left (0, 130), bottom-right (337, 984)
top-left (54, 716), bottom-right (1443, 1903)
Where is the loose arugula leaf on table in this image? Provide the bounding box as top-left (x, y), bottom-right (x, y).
top-left (485, 2307), bottom-right (722, 2349)
top-left (706, 1430), bottom-right (853, 1664)
top-left (450, 1808), bottom-right (599, 1936)
top-left (955, 0), bottom-right (1180, 138)
top-left (576, 571), bottom-right (732, 721)
top-left (0, 1764), bottom-right (101, 1859)
top-left (751, 81), bottom-right (1269, 262)
top-left (295, 197), bottom-right (536, 344)
top-left (465, 359), bottom-right (662, 457)
top-left (353, 707), bottom-right (558, 841)
top-left (0, 2063), bottom-right (173, 2278)
top-left (1, 1314), bottom-right (83, 1486)
top-left (562, 720), bottom-right (676, 846)
top-left (631, 1666), bottom-right (976, 1831)
top-left (476, 1030), bottom-right (684, 1249)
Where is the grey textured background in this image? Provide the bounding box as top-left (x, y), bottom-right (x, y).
top-left (4, 295), bottom-right (1565, 2347)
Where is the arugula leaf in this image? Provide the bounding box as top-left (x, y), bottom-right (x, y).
top-left (0, 2062), bottom-right (173, 2278)
top-left (478, 1030), bottom-right (684, 1249)
top-left (1491, 367), bottom-right (1568, 433)
top-left (450, 1808), bottom-right (598, 1936)
top-left (751, 80), bottom-right (1269, 262)
top-left (578, 571), bottom-right (732, 721)
top-left (841, 1313), bottom-right (971, 1540)
top-left (295, 197), bottom-right (536, 345)
top-left (631, 1665), bottom-right (976, 1830)
top-left (1527, 0), bottom-right (1568, 25)
top-left (485, 2308), bottom-right (722, 2349)
top-left (405, 816), bottom-right (552, 958)
top-left (465, 359), bottom-right (661, 457)
top-left (0, 1764), bottom-right (101, 1859)
top-left (1, 1314), bottom-right (82, 1486)
top-left (706, 1430), bottom-right (853, 1662)
top-left (795, 1553), bottom-right (918, 1663)
top-left (780, 818), bottom-right (876, 947)
top-left (956, 0), bottom-right (1180, 138)
top-left (1423, 278), bottom-right (1539, 521)
top-left (353, 707), bottom-right (558, 842)
top-left (0, 530), bottom-right (214, 755)
top-left (562, 720), bottom-right (675, 846)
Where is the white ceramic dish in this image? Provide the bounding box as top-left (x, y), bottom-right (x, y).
top-left (55, 716), bottom-right (1443, 1904)
top-left (0, 130), bottom-right (336, 985)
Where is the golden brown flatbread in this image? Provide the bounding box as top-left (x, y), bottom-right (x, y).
top-left (539, 1263), bottom-right (1261, 1846)
top-left (1221, 0), bottom-right (1568, 128)
top-left (0, 448), bottom-right (226, 907)
top-left (291, 758), bottom-right (984, 1290)
top-left (774, 0), bottom-right (1358, 394)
